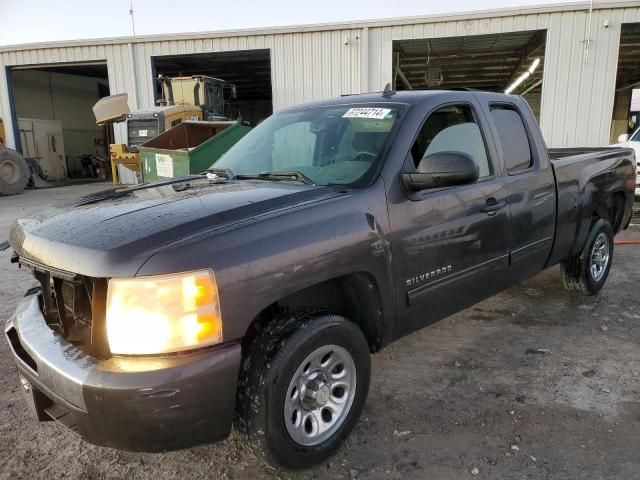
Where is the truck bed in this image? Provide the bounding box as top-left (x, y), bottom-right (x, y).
top-left (546, 146), bottom-right (635, 267)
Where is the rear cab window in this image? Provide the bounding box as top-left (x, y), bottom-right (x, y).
top-left (489, 104), bottom-right (534, 174)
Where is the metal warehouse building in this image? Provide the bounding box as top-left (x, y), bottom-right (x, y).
top-left (0, 0), bottom-right (639, 164)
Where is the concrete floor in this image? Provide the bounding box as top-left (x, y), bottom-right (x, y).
top-left (0, 185), bottom-right (639, 480)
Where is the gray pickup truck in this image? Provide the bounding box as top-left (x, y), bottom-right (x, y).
top-left (4, 90), bottom-right (636, 469)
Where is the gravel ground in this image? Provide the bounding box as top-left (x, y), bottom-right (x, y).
top-left (1, 185), bottom-right (639, 480)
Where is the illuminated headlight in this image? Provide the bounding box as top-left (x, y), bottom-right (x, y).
top-left (106, 270), bottom-right (222, 355)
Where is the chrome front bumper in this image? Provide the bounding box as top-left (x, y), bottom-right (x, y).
top-left (5, 290), bottom-right (242, 452)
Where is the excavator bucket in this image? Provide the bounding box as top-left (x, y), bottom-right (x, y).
top-left (93, 94), bottom-right (130, 125)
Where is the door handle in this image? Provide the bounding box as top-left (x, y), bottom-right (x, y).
top-left (480, 198), bottom-right (506, 215)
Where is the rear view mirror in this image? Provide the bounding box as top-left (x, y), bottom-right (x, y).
top-left (617, 133), bottom-right (629, 143)
top-left (402, 151), bottom-right (479, 191)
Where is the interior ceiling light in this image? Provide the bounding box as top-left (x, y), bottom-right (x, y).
top-left (505, 57), bottom-right (541, 94)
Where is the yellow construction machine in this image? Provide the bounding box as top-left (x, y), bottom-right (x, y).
top-left (93, 75), bottom-right (236, 184)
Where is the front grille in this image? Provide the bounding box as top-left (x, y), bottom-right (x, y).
top-left (33, 270), bottom-right (93, 335)
top-left (19, 257), bottom-right (109, 358)
top-left (127, 118), bottom-right (160, 149)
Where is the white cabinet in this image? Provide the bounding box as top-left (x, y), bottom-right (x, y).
top-left (18, 118), bottom-right (67, 180)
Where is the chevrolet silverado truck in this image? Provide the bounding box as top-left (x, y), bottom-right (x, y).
top-left (4, 90), bottom-right (636, 469)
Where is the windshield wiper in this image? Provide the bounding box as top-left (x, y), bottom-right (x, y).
top-left (236, 171), bottom-right (314, 185)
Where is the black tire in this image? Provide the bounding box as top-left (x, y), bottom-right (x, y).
top-left (561, 218), bottom-right (614, 295)
top-left (0, 149), bottom-right (29, 195)
top-left (235, 309), bottom-right (371, 469)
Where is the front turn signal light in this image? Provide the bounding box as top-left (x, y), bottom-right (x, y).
top-left (106, 270), bottom-right (222, 355)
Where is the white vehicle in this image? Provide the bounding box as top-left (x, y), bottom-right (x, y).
top-left (614, 128), bottom-right (640, 197)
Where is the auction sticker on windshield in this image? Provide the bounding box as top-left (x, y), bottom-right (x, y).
top-left (343, 108), bottom-right (392, 119)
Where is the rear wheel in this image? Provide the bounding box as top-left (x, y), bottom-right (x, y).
top-left (561, 218), bottom-right (614, 295)
top-left (235, 309), bottom-right (371, 469)
top-left (0, 149), bottom-right (29, 195)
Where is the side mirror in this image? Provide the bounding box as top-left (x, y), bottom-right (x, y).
top-left (617, 133), bottom-right (629, 143)
top-left (402, 151), bottom-right (479, 191)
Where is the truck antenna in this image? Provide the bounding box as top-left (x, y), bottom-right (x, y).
top-left (383, 83), bottom-right (395, 98)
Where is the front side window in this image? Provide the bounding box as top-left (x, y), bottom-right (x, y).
top-left (490, 105), bottom-right (534, 173)
top-left (215, 104), bottom-right (403, 186)
top-left (410, 105), bottom-right (492, 179)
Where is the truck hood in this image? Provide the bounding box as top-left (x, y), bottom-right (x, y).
top-left (9, 177), bottom-right (341, 278)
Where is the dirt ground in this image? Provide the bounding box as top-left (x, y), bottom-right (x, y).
top-left (1, 184), bottom-right (639, 480)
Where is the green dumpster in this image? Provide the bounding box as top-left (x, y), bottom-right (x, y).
top-left (138, 121), bottom-right (251, 182)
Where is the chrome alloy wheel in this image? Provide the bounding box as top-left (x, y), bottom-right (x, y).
top-left (284, 344), bottom-right (356, 446)
top-left (590, 232), bottom-right (610, 282)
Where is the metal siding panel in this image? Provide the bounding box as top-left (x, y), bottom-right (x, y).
top-left (303, 32), bottom-right (313, 101)
top-left (622, 6), bottom-right (640, 22)
top-left (459, 20), bottom-right (480, 36)
top-left (539, 12), bottom-right (571, 145)
top-left (500, 16), bottom-right (515, 33)
top-left (582, 9), bottom-right (621, 146)
top-left (569, 11), bottom-right (587, 145)
top-left (513, 15), bottom-right (527, 31)
top-left (381, 27), bottom-right (394, 91)
top-left (525, 15), bottom-right (536, 30)
top-left (271, 34), bottom-right (286, 110)
top-left (489, 17), bottom-right (503, 33)
top-left (538, 14), bottom-right (559, 141)
top-left (367, 27), bottom-right (382, 93)
top-left (423, 23), bottom-right (436, 38)
top-left (312, 32), bottom-right (326, 98)
top-left (353, 29), bottom-right (362, 94)
top-left (536, 13), bottom-right (552, 29)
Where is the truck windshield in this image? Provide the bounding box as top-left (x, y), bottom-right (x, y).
top-left (631, 128), bottom-right (640, 142)
top-left (214, 104), bottom-right (403, 186)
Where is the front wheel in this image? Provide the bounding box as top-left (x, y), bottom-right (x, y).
top-left (235, 310), bottom-right (371, 469)
top-left (561, 218), bottom-right (614, 295)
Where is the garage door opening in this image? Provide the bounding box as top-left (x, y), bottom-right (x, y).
top-left (9, 62), bottom-right (111, 181)
top-left (152, 49), bottom-right (272, 126)
top-left (610, 23), bottom-right (640, 143)
top-left (392, 30), bottom-right (546, 118)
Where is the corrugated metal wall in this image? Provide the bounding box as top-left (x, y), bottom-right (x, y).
top-left (0, 43), bottom-right (142, 146)
top-left (367, 5), bottom-right (640, 147)
top-left (130, 28), bottom-right (363, 112)
top-left (1, 4), bottom-right (639, 149)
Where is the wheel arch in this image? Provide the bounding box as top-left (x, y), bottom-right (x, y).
top-left (594, 190), bottom-right (626, 233)
top-left (241, 272), bottom-right (387, 357)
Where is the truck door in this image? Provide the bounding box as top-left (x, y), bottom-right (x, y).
top-left (482, 100), bottom-right (556, 283)
top-left (387, 101), bottom-right (511, 338)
